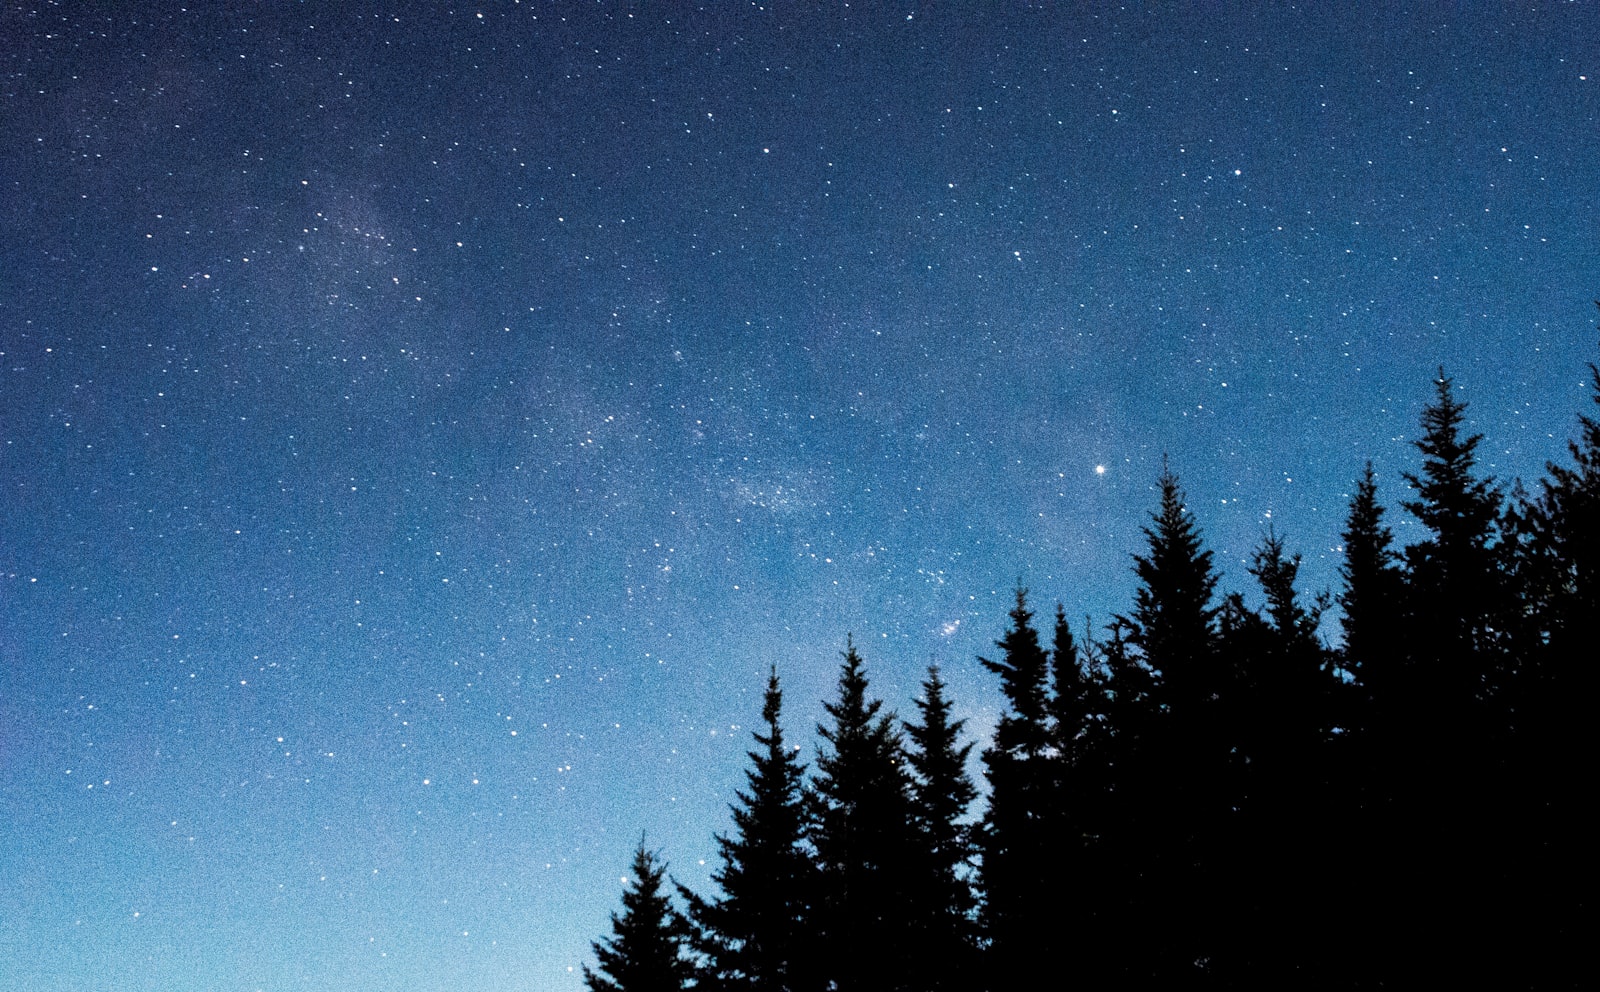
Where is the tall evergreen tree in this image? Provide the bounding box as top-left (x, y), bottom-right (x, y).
top-left (976, 590), bottom-right (1057, 984)
top-left (1390, 369), bottom-right (1508, 985)
top-left (1117, 463), bottom-right (1225, 980)
top-left (1338, 461), bottom-right (1404, 726)
top-left (1125, 462), bottom-right (1222, 698)
top-left (807, 639), bottom-right (919, 992)
top-left (1401, 368), bottom-right (1506, 697)
top-left (680, 668), bottom-right (818, 992)
top-left (1331, 463), bottom-right (1410, 984)
top-left (981, 587), bottom-right (1052, 753)
top-left (1514, 324), bottom-right (1600, 669)
top-left (1043, 606), bottom-right (1118, 981)
top-left (1082, 615), bottom-right (1161, 982)
top-left (1242, 528), bottom-right (1334, 763)
top-left (1046, 604), bottom-right (1097, 760)
top-left (902, 664), bottom-right (980, 991)
top-left (1216, 530), bottom-right (1339, 981)
top-left (586, 843), bottom-right (696, 992)
top-left (1500, 326), bottom-right (1600, 986)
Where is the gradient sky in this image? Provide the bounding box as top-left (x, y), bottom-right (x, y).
top-left (3, 3), bottom-right (1598, 990)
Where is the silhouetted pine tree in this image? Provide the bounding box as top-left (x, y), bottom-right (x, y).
top-left (807, 639), bottom-right (920, 992)
top-left (1126, 463), bottom-right (1223, 687)
top-left (1331, 463), bottom-right (1411, 982)
top-left (1117, 463), bottom-right (1224, 980)
top-left (1338, 462), bottom-right (1405, 734)
top-left (1500, 327), bottom-right (1600, 986)
top-left (1215, 530), bottom-right (1339, 981)
top-left (1531, 347), bottom-right (1600, 640)
top-left (1401, 368), bottom-right (1508, 707)
top-left (976, 589), bottom-right (1057, 984)
top-left (1242, 529), bottom-right (1334, 775)
top-left (1386, 369), bottom-right (1509, 985)
top-left (902, 664), bottom-right (980, 991)
top-left (1087, 614), bottom-right (1160, 981)
top-left (1046, 604), bottom-right (1098, 762)
top-left (680, 668), bottom-right (819, 992)
top-left (1043, 606), bottom-right (1117, 982)
top-left (586, 843), bottom-right (696, 992)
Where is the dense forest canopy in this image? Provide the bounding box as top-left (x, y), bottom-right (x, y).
top-left (587, 350), bottom-right (1598, 989)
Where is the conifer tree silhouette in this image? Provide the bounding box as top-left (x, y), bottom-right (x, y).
top-left (976, 590), bottom-right (1056, 984)
top-left (1338, 461), bottom-right (1404, 730)
top-left (1215, 529), bottom-right (1337, 981)
top-left (680, 668), bottom-right (819, 992)
top-left (1392, 368), bottom-right (1506, 985)
top-left (1402, 368), bottom-right (1506, 705)
top-left (1501, 319), bottom-right (1600, 986)
top-left (807, 639), bottom-right (919, 992)
top-left (586, 842), bottom-right (695, 992)
top-left (1118, 462), bottom-right (1224, 980)
top-left (625, 340), bottom-right (1600, 991)
top-left (902, 664), bottom-right (980, 991)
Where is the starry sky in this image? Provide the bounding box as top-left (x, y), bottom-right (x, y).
top-left (3, 3), bottom-right (1598, 989)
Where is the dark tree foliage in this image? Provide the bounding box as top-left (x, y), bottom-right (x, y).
top-left (1119, 463), bottom-right (1227, 980)
top-left (586, 843), bottom-right (696, 992)
top-left (1338, 461), bottom-right (1404, 703)
top-left (1041, 606), bottom-right (1120, 982)
top-left (807, 639), bottom-right (921, 992)
top-left (1384, 369), bottom-right (1513, 983)
top-left (1499, 320), bottom-right (1600, 984)
top-left (902, 665), bottom-right (980, 991)
top-left (980, 587), bottom-right (1052, 751)
top-left (1331, 462), bottom-right (1415, 981)
top-left (680, 668), bottom-right (819, 992)
top-left (1125, 461), bottom-right (1222, 700)
top-left (1401, 369), bottom-right (1507, 700)
top-left (617, 340), bottom-right (1597, 992)
top-left (976, 591), bottom-right (1059, 983)
top-left (1239, 529), bottom-right (1335, 768)
top-left (1046, 604), bottom-right (1096, 759)
top-left (1512, 310), bottom-right (1600, 669)
top-left (1214, 530), bottom-right (1343, 981)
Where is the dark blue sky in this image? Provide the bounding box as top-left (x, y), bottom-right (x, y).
top-left (4, 4), bottom-right (1598, 989)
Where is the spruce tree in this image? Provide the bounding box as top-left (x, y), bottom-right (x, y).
top-left (902, 664), bottom-right (979, 991)
top-left (1337, 461), bottom-right (1403, 727)
top-left (1044, 606), bottom-right (1118, 981)
top-left (1516, 330), bottom-right (1600, 669)
top-left (1046, 604), bottom-right (1096, 760)
top-left (586, 842), bottom-right (695, 992)
top-left (1088, 615), bottom-right (1160, 981)
top-left (1242, 528), bottom-right (1334, 764)
top-left (680, 667), bottom-right (818, 992)
top-left (1117, 462), bottom-right (1224, 980)
top-left (807, 639), bottom-right (919, 992)
top-left (1500, 330), bottom-right (1600, 986)
top-left (1401, 368), bottom-right (1506, 696)
top-left (1331, 463), bottom-right (1409, 984)
top-left (1220, 530), bottom-right (1338, 981)
top-left (981, 588), bottom-right (1052, 751)
top-left (1125, 462), bottom-right (1221, 698)
top-left (976, 590), bottom-right (1056, 982)
top-left (1390, 369), bottom-right (1508, 985)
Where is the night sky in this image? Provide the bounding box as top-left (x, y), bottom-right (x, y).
top-left (3, 3), bottom-right (1598, 989)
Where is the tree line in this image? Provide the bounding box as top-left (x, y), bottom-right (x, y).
top-left (584, 345), bottom-right (1597, 989)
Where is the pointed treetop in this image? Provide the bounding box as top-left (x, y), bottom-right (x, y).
top-left (1402, 367), bottom-right (1500, 550)
top-left (1127, 461), bottom-right (1219, 670)
top-left (980, 586), bottom-right (1051, 734)
top-left (1250, 527), bottom-right (1321, 646)
top-left (585, 842), bottom-right (693, 992)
